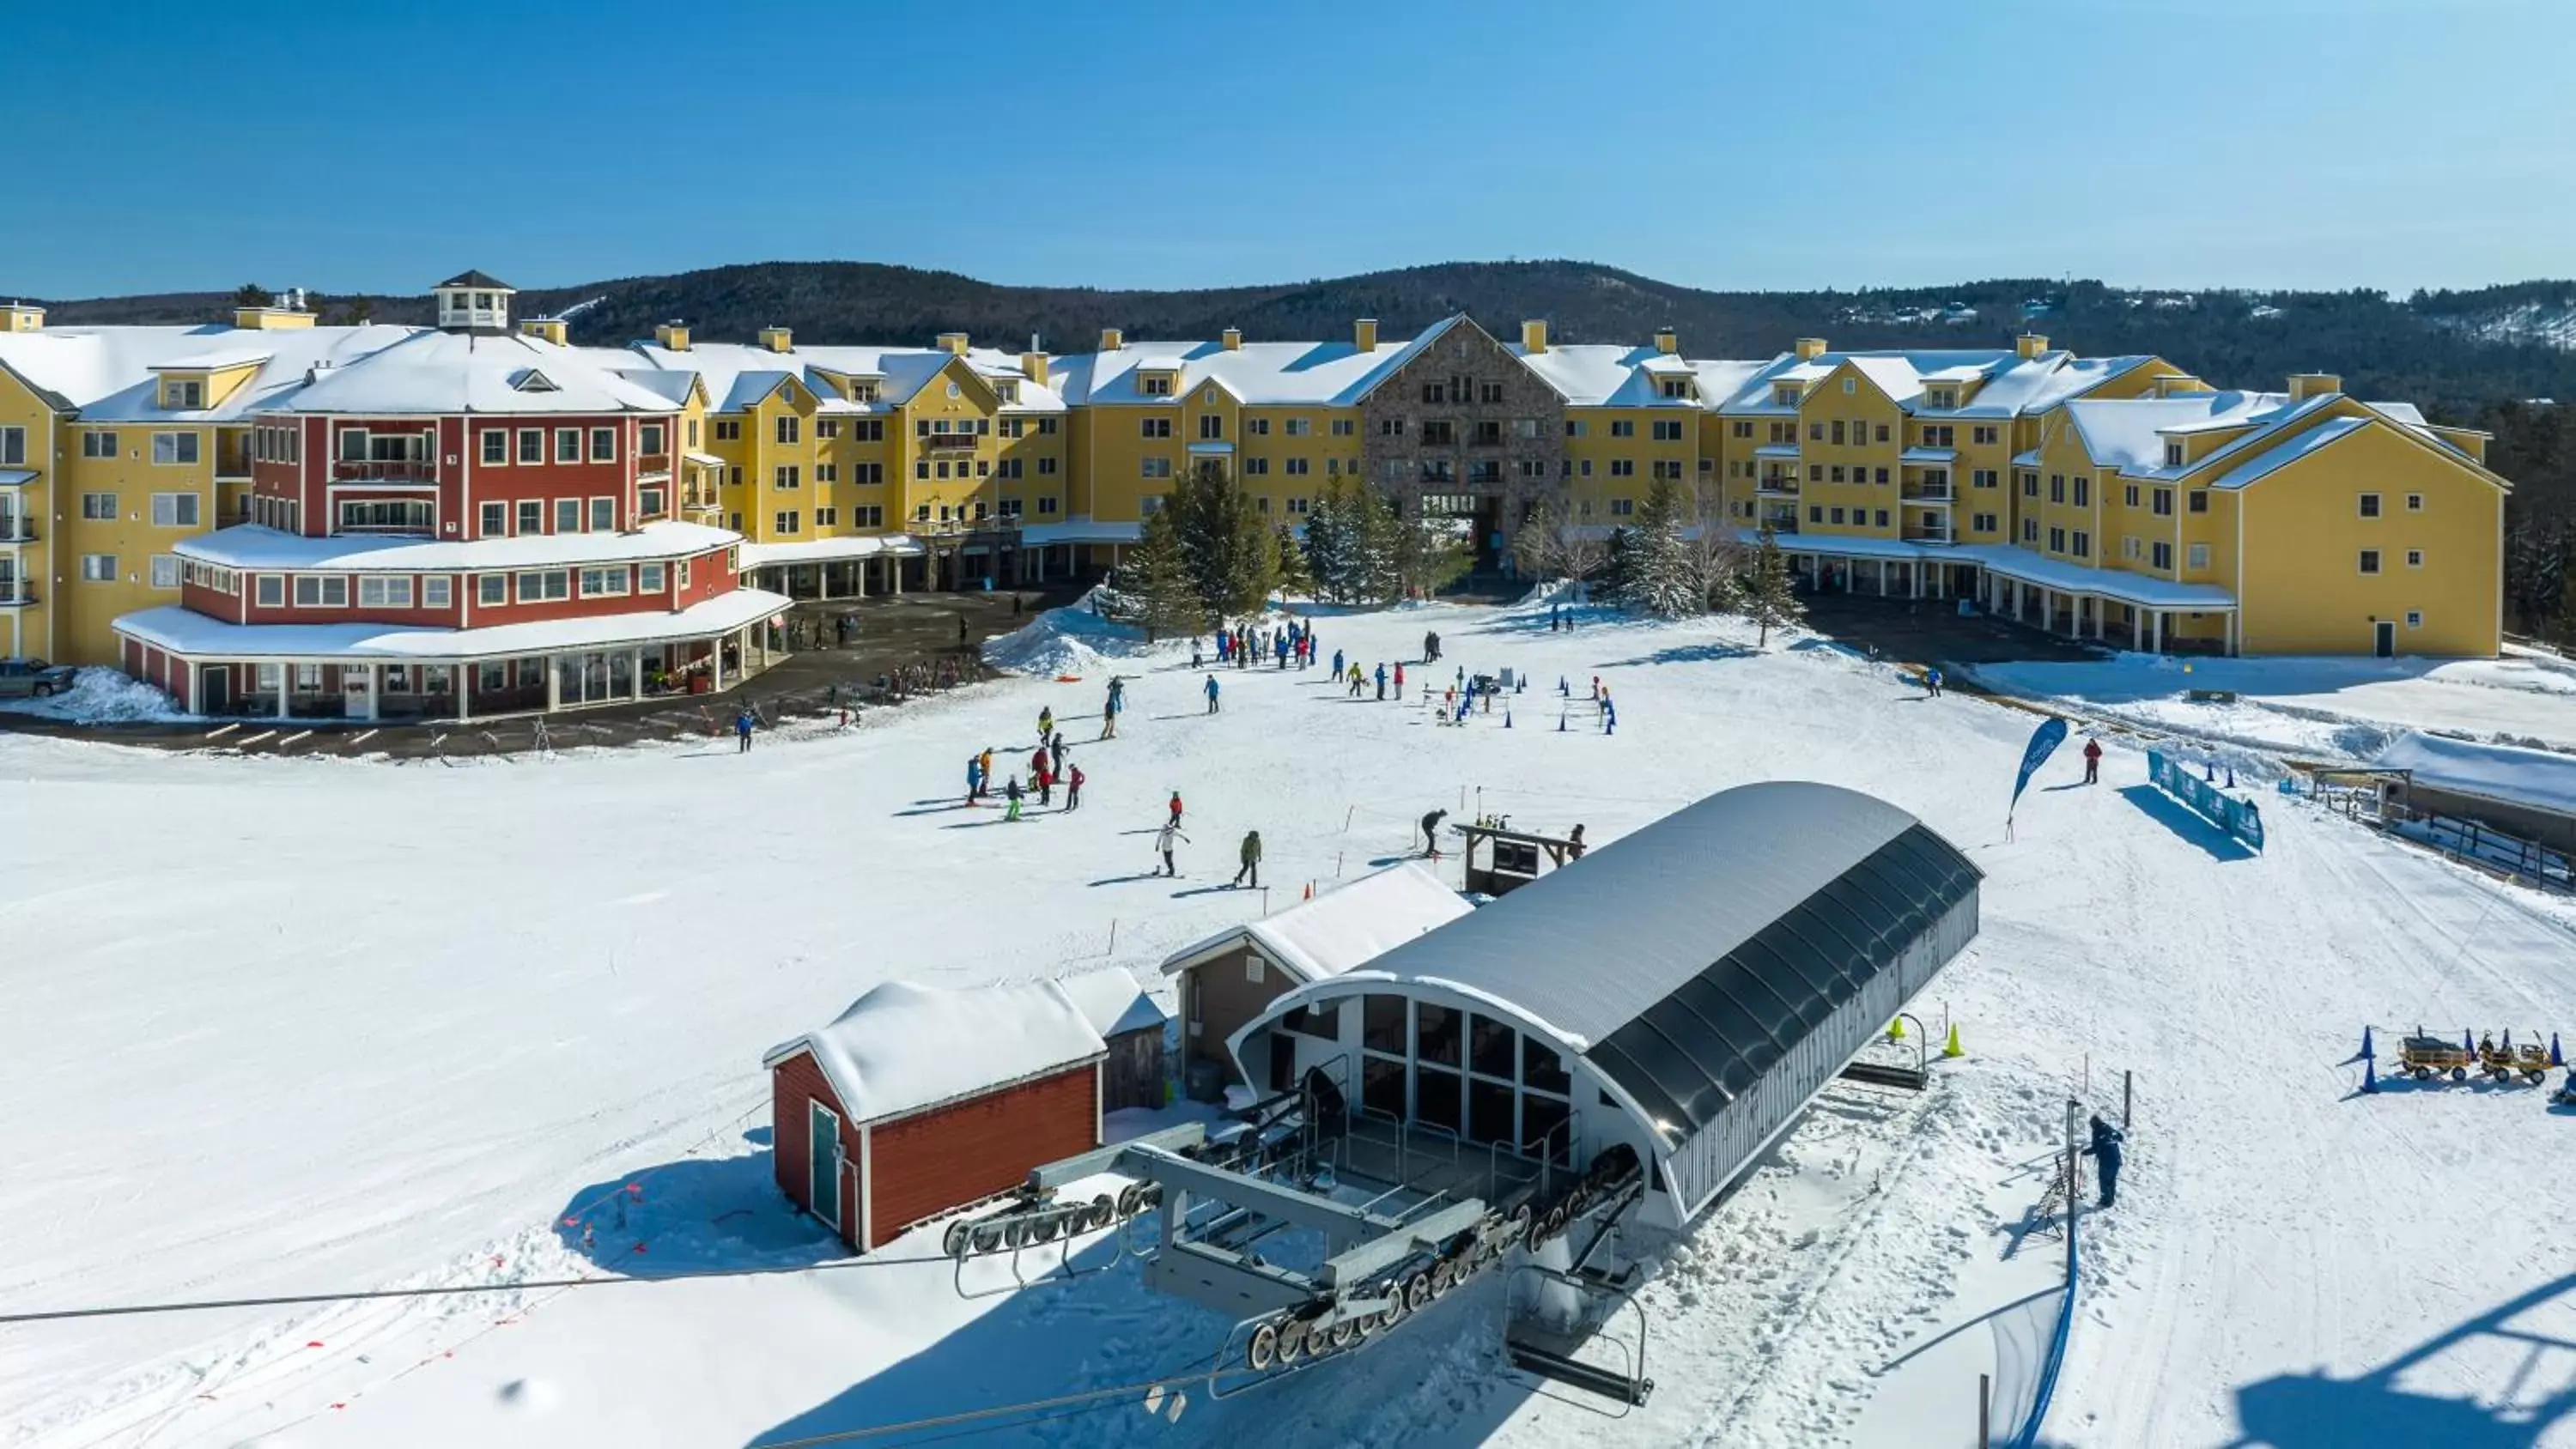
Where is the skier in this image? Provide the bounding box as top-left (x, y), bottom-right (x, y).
top-left (1420, 807), bottom-right (1449, 858)
top-left (1103, 678), bottom-right (1124, 738)
top-left (1050, 731), bottom-right (1068, 768)
top-left (978, 749), bottom-right (995, 798)
top-left (1550, 603), bottom-right (1561, 633)
top-left (1375, 663), bottom-right (1388, 700)
top-left (1333, 648), bottom-right (1346, 680)
top-left (1276, 634), bottom-right (1291, 669)
top-left (1566, 824), bottom-right (1587, 859)
top-left (1204, 674), bottom-right (1222, 713)
top-left (1924, 668), bottom-right (1943, 699)
top-left (1155, 818), bottom-right (1189, 876)
top-left (1168, 790), bottom-right (1185, 828)
top-left (966, 754), bottom-right (985, 803)
top-left (1234, 829), bottom-right (1262, 889)
top-left (2082, 737), bottom-right (2104, 785)
top-left (1065, 763), bottom-right (1085, 811)
top-left (1347, 664), bottom-right (1365, 699)
top-left (1038, 706), bottom-right (1054, 742)
top-left (2080, 1113), bottom-right (2124, 1208)
top-left (1003, 773), bottom-right (1025, 822)
top-left (1034, 749), bottom-right (1054, 806)
top-left (734, 706), bottom-right (756, 753)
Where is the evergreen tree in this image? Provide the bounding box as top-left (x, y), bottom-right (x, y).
top-left (1599, 526), bottom-right (1636, 606)
top-left (1127, 505), bottom-right (1205, 642)
top-left (1686, 481), bottom-right (1749, 615)
top-left (1743, 526), bottom-right (1806, 647)
top-left (1168, 458), bottom-right (1275, 618)
top-left (1353, 486), bottom-right (1406, 604)
top-left (1620, 476), bottom-right (1700, 616)
top-left (1395, 514), bottom-right (1475, 599)
top-left (232, 282), bottom-right (273, 308)
top-left (1301, 482), bottom-right (1352, 602)
top-left (1272, 522), bottom-right (1314, 601)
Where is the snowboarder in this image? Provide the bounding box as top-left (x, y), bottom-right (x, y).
top-left (734, 706), bottom-right (756, 753)
top-left (1038, 706), bottom-right (1054, 742)
top-left (1420, 807), bottom-right (1449, 858)
top-left (1204, 674), bottom-right (1222, 713)
top-left (1169, 791), bottom-right (1185, 828)
top-left (1234, 829), bottom-right (1262, 888)
top-left (2080, 1113), bottom-right (2124, 1208)
top-left (1156, 819), bottom-right (1189, 876)
top-left (1566, 824), bottom-right (1587, 859)
top-left (1375, 664), bottom-right (1388, 700)
top-left (1003, 774), bottom-right (1025, 822)
top-left (1066, 764), bottom-right (1085, 811)
top-left (2082, 738), bottom-right (2103, 785)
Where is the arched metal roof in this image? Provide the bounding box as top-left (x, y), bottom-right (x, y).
top-left (1346, 781), bottom-right (1981, 1134)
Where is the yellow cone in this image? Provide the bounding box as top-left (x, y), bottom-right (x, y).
top-left (1888, 1017), bottom-right (1906, 1040)
top-left (1942, 1022), bottom-right (1965, 1059)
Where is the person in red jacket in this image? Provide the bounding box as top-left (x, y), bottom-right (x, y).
top-left (1065, 764), bottom-right (1085, 812)
top-left (1168, 791), bottom-right (1184, 828)
top-left (2082, 737), bottom-right (2104, 785)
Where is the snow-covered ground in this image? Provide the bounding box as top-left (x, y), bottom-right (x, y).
top-left (7, 596), bottom-right (2576, 1448)
top-left (1967, 646), bottom-right (2576, 760)
top-left (0, 668), bottom-right (190, 724)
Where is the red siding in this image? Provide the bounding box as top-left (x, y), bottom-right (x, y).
top-left (868, 1064), bottom-right (1099, 1249)
top-left (677, 545), bottom-right (738, 609)
top-left (770, 1050), bottom-right (861, 1247)
top-left (454, 415), bottom-right (637, 526)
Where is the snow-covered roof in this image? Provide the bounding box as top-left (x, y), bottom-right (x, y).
top-left (1512, 343), bottom-right (1701, 408)
top-left (2374, 731), bottom-right (2576, 819)
top-left (274, 330), bottom-right (686, 415)
top-left (1056, 967), bottom-right (1166, 1040)
top-left (0, 323), bottom-right (421, 420)
top-left (1159, 861), bottom-right (1471, 984)
top-left (1020, 518), bottom-right (1142, 546)
top-left (174, 521), bottom-right (740, 573)
top-left (2212, 414), bottom-right (2372, 490)
top-left (1736, 530), bottom-right (2242, 607)
top-left (1711, 348), bottom-right (2161, 419)
top-left (628, 341), bottom-right (1066, 415)
top-left (153, 347), bottom-right (276, 372)
top-left (736, 534), bottom-right (927, 567)
top-left (762, 979), bottom-right (1106, 1126)
top-left (112, 586), bottom-right (791, 662)
top-left (2063, 391), bottom-right (2292, 471)
top-left (1046, 322), bottom-right (1450, 409)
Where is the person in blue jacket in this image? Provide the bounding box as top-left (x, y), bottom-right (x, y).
top-left (734, 706), bottom-right (756, 753)
top-left (2080, 1113), bottom-right (2124, 1208)
top-left (1204, 673), bottom-right (1221, 713)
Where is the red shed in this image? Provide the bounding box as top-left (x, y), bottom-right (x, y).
top-left (763, 980), bottom-right (1107, 1252)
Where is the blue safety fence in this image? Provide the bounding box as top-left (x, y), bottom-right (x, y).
top-left (2007, 1227), bottom-right (2077, 1449)
top-left (2146, 749), bottom-right (2265, 851)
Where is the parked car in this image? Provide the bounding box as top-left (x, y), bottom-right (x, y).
top-left (0, 658), bottom-right (78, 698)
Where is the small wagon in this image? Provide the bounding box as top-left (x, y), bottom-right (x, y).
top-left (2397, 1034), bottom-right (2473, 1082)
top-left (2479, 1035), bottom-right (2550, 1086)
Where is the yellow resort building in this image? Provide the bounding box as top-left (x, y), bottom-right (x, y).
top-left (0, 282), bottom-right (2511, 686)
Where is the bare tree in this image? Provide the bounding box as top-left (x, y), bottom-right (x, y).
top-left (1513, 500), bottom-right (1609, 591)
top-left (1686, 481), bottom-right (1750, 614)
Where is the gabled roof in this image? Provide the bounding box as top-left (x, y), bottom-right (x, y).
top-left (0, 324), bottom-right (422, 421)
top-left (1057, 967), bottom-right (1166, 1039)
top-left (2062, 391), bottom-right (2293, 472)
top-left (762, 979), bottom-right (1106, 1126)
top-left (1711, 348), bottom-right (2165, 420)
top-left (270, 330), bottom-right (684, 415)
top-left (1513, 343), bottom-right (1709, 408)
top-left (627, 341), bottom-right (1066, 415)
top-left (1158, 861), bottom-right (1470, 984)
top-left (436, 270), bottom-right (513, 290)
top-left (1049, 315), bottom-right (1473, 409)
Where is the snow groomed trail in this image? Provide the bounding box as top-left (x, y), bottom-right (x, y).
top-left (3, 596), bottom-right (2573, 1447)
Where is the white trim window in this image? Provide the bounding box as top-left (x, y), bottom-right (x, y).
top-left (480, 501), bottom-right (507, 537)
top-left (149, 555), bottom-right (181, 589)
top-left (82, 428), bottom-right (118, 458)
top-left (639, 561), bottom-right (665, 593)
top-left (588, 496), bottom-right (615, 531)
top-left (2358, 549), bottom-right (2382, 575)
top-left (0, 426), bottom-right (26, 465)
top-left (554, 427), bottom-right (580, 464)
top-left (81, 554), bottom-right (118, 582)
top-left (150, 492), bottom-right (201, 527)
top-left (255, 573), bottom-right (284, 606)
top-left (589, 427), bottom-right (616, 463)
top-left (477, 573), bottom-right (507, 605)
top-left (357, 575), bottom-right (415, 607)
top-left (516, 569), bottom-right (570, 602)
top-left (422, 576), bottom-right (453, 608)
top-left (518, 428), bottom-right (544, 464)
top-left (81, 492), bottom-right (118, 520)
top-left (481, 429), bottom-right (508, 465)
top-left (2405, 549), bottom-right (2424, 568)
top-left (579, 565), bottom-right (630, 597)
top-left (151, 431), bottom-right (202, 466)
top-left (555, 499), bottom-right (580, 533)
top-left (293, 575), bottom-right (350, 607)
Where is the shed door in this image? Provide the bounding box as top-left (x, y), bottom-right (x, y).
top-left (2373, 621), bottom-right (2397, 658)
top-left (807, 1100), bottom-right (842, 1232)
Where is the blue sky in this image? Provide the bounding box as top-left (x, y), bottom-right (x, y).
top-left (6, 0), bottom-right (2570, 299)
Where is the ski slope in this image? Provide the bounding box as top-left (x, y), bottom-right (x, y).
top-left (4, 596), bottom-right (2575, 1447)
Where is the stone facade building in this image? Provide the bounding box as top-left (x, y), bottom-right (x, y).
top-left (1359, 318), bottom-right (1567, 565)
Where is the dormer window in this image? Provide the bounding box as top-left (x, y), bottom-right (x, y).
top-left (2164, 440), bottom-right (2184, 467)
top-left (995, 382), bottom-right (1018, 404)
top-left (1140, 373), bottom-right (1175, 397)
top-left (1660, 379), bottom-right (1694, 399)
top-left (851, 381), bottom-right (879, 403)
top-left (511, 368), bottom-right (560, 393)
top-left (1926, 387), bottom-right (1957, 409)
top-left (1773, 384), bottom-right (1802, 406)
top-left (163, 379), bottom-right (203, 409)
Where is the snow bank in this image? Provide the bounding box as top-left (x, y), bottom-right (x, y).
top-left (981, 587), bottom-right (1161, 676)
top-left (2374, 730), bottom-right (2576, 815)
top-left (0, 668), bottom-right (194, 723)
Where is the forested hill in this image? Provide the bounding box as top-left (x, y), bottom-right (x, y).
top-left (23, 259), bottom-right (2576, 636)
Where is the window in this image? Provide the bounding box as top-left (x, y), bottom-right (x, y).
top-left (292, 575), bottom-right (349, 606)
top-left (1139, 373), bottom-right (1173, 397)
top-left (1973, 469), bottom-right (1997, 489)
top-left (163, 379), bottom-right (203, 409)
top-left (2150, 541), bottom-right (2172, 570)
top-left (2358, 549), bottom-right (2382, 575)
top-left (2406, 549), bottom-right (2424, 568)
top-left (1285, 457), bottom-right (1309, 476)
top-left (2358, 493), bottom-right (2381, 518)
top-left (2187, 543), bottom-right (2210, 569)
top-left (482, 429), bottom-right (507, 464)
top-left (1875, 508), bottom-right (1891, 528)
top-left (149, 493), bottom-right (200, 527)
top-left (555, 499), bottom-right (580, 533)
top-left (775, 415), bottom-right (800, 446)
top-left (2152, 488), bottom-right (2173, 517)
top-left (1198, 414), bottom-right (1224, 440)
top-left (2020, 472), bottom-right (2039, 498)
top-left (1140, 417), bottom-right (1172, 439)
top-left (2023, 518), bottom-right (2039, 543)
top-left (1332, 418), bottom-right (1354, 437)
top-left (1807, 421), bottom-right (1824, 441)
top-left (854, 505), bottom-right (885, 526)
top-left (519, 428), bottom-right (544, 464)
top-left (152, 431), bottom-right (201, 466)
top-left (517, 500), bottom-right (543, 536)
top-left (774, 510), bottom-right (800, 534)
top-left (2124, 484), bottom-right (2141, 508)
top-left (817, 419), bottom-right (842, 440)
top-left (2074, 477), bottom-right (2091, 507)
top-left (2189, 490), bottom-right (2209, 514)
top-left (713, 419), bottom-right (741, 442)
top-left (2050, 474), bottom-right (2065, 504)
top-left (1141, 457), bottom-right (1172, 479)
top-left (477, 573), bottom-right (506, 605)
top-left (357, 575), bottom-right (415, 607)
top-left (149, 555), bottom-right (180, 589)
top-left (82, 429), bottom-right (118, 458)
top-left (589, 497), bottom-right (615, 531)
top-left (337, 499), bottom-right (432, 531)
top-left (1609, 498), bottom-right (1636, 517)
top-left (2406, 611), bottom-right (2424, 629)
top-left (1243, 458), bottom-right (1269, 476)
top-left (256, 574), bottom-right (283, 606)
top-left (0, 427), bottom-right (21, 466)
top-left (773, 464), bottom-right (801, 491)
top-left (1808, 506), bottom-right (1823, 524)
top-left (81, 554), bottom-right (118, 582)
top-left (2406, 493), bottom-right (2424, 512)
top-left (641, 423), bottom-right (665, 455)
top-left (1971, 512), bottom-right (1997, 533)
top-left (580, 565), bottom-right (630, 597)
top-left (1830, 466), bottom-right (1845, 483)
top-left (639, 562), bottom-right (665, 592)
top-left (1652, 419), bottom-right (1684, 442)
top-left (2048, 526), bottom-right (2066, 553)
top-left (2165, 441), bottom-right (2185, 467)
top-left (480, 501), bottom-right (507, 537)
top-left (515, 569), bottom-right (569, 602)
top-left (423, 577), bottom-right (452, 608)
top-left (1973, 426), bottom-right (1998, 446)
top-left (587, 427), bottom-right (615, 463)
top-left (554, 427), bottom-right (580, 464)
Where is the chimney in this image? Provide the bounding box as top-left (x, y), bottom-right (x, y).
top-left (1, 301), bottom-right (44, 333)
top-left (1099, 326), bottom-right (1124, 353)
top-left (2016, 333), bottom-right (2049, 360)
top-left (1652, 327), bottom-right (1679, 355)
top-left (1221, 327), bottom-right (1242, 351)
top-left (1354, 318), bottom-right (1379, 353)
top-left (1521, 319), bottom-right (1547, 354)
top-left (1021, 350), bottom-right (1050, 387)
top-left (2154, 373), bottom-right (2212, 398)
top-left (938, 330), bottom-right (970, 356)
top-left (655, 320), bottom-right (691, 351)
top-left (759, 325), bottom-right (794, 354)
top-left (232, 295), bottom-right (316, 331)
top-left (1794, 336), bottom-right (1828, 361)
top-left (2288, 372), bottom-right (2342, 403)
top-left (519, 317), bottom-right (568, 346)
